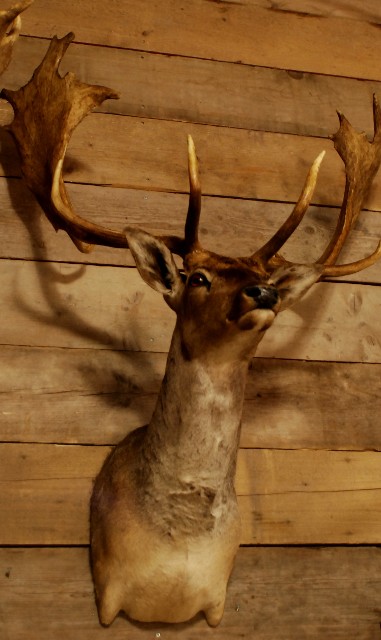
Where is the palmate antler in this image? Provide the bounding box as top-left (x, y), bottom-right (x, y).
top-left (251, 96), bottom-right (381, 278)
top-left (0, 0), bottom-right (33, 76)
top-left (2, 32), bottom-right (381, 277)
top-left (0, 32), bottom-right (200, 256)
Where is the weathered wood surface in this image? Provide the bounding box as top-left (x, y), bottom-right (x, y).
top-left (16, 1), bottom-right (381, 81)
top-left (4, 115), bottom-right (381, 212)
top-left (2, 35), bottom-right (380, 138)
top-left (1, 443), bottom-right (380, 545)
top-left (2, 345), bottom-right (381, 451)
top-left (2, 258), bottom-right (381, 362)
top-left (3, 179), bottom-right (381, 285)
top-left (1, 546), bottom-right (381, 639)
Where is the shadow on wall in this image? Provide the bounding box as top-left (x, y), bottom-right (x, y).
top-left (1, 129), bottom-right (162, 440)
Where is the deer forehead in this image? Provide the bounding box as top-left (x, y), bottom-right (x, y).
top-left (184, 251), bottom-right (266, 285)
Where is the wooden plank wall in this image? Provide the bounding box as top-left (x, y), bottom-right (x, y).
top-left (1, 1), bottom-right (381, 638)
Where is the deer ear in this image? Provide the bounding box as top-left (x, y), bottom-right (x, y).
top-left (269, 264), bottom-right (323, 311)
top-left (125, 227), bottom-right (184, 304)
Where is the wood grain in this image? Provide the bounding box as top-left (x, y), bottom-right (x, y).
top-left (2, 35), bottom-right (380, 138)
top-left (1, 443), bottom-right (380, 545)
top-left (18, 1), bottom-right (381, 81)
top-left (2, 345), bottom-right (381, 452)
top-left (1, 546), bottom-right (381, 639)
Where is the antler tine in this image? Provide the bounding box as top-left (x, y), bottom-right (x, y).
top-left (317, 95), bottom-right (381, 277)
top-left (251, 150), bottom-right (325, 269)
top-left (184, 135), bottom-right (202, 251)
top-left (160, 135), bottom-right (202, 257)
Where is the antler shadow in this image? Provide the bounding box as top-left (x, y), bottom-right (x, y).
top-left (0, 130), bottom-right (160, 441)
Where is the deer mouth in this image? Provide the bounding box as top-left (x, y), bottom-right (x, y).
top-left (228, 284), bottom-right (280, 324)
top-left (237, 307), bottom-right (276, 332)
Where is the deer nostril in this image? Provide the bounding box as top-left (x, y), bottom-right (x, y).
top-left (244, 286), bottom-right (262, 299)
top-left (244, 285), bottom-right (279, 309)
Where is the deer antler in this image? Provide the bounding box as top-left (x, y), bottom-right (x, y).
top-left (2, 31), bottom-right (381, 276)
top-left (1, 32), bottom-right (122, 252)
top-left (1, 32), bottom-right (201, 256)
top-left (249, 95), bottom-right (381, 279)
top-left (317, 97), bottom-right (381, 276)
top-left (0, 0), bottom-right (33, 76)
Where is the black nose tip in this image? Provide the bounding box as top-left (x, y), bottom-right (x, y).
top-left (243, 285), bottom-right (279, 309)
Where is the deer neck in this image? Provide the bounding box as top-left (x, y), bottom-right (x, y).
top-left (143, 326), bottom-right (249, 491)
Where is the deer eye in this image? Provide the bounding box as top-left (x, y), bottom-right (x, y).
top-left (188, 272), bottom-right (209, 288)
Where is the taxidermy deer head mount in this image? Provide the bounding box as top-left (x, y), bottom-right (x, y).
top-left (3, 33), bottom-right (381, 627)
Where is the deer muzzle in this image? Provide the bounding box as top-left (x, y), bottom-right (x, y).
top-left (243, 285), bottom-right (279, 310)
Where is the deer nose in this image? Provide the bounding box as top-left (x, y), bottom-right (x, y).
top-left (243, 285), bottom-right (279, 309)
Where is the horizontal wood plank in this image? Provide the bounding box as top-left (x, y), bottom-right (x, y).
top-left (3, 178), bottom-right (381, 284)
top-left (2, 345), bottom-right (381, 451)
top-left (241, 490), bottom-right (381, 544)
top-left (18, 1), bottom-right (381, 81)
top-left (5, 113), bottom-right (381, 212)
top-left (1, 546), bottom-right (381, 638)
top-left (1, 443), bottom-right (380, 545)
top-left (2, 35), bottom-right (380, 138)
top-left (1, 259), bottom-right (381, 362)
